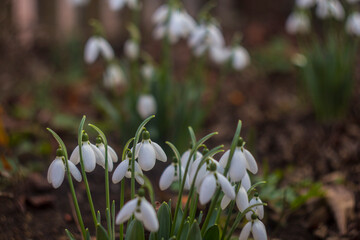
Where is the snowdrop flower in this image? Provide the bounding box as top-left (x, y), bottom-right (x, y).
top-left (112, 152), bottom-right (144, 185)
top-left (221, 185), bottom-right (249, 211)
top-left (108, 0), bottom-right (139, 11)
top-left (180, 146), bottom-right (203, 170)
top-left (84, 36), bottom-right (114, 64)
top-left (209, 46), bottom-right (231, 65)
top-left (219, 138), bottom-right (258, 182)
top-left (103, 63), bottom-right (126, 88)
top-left (239, 215), bottom-right (267, 240)
top-left (231, 46), bottom-right (250, 71)
top-left (159, 158), bottom-right (190, 190)
top-left (296, 0), bottom-right (316, 8)
top-left (346, 12), bottom-right (360, 36)
top-left (242, 172), bottom-right (251, 191)
top-left (135, 130), bottom-right (167, 171)
top-left (246, 193), bottom-right (264, 220)
top-left (116, 188), bottom-right (159, 232)
top-left (198, 163), bottom-right (235, 205)
top-left (137, 94), bottom-right (157, 119)
top-left (141, 64), bottom-right (154, 81)
top-left (69, 133), bottom-right (99, 172)
top-left (316, 0), bottom-right (345, 20)
top-left (92, 136), bottom-right (118, 172)
top-left (285, 12), bottom-right (310, 35)
top-left (124, 39), bottom-right (139, 60)
top-left (48, 149), bottom-right (82, 189)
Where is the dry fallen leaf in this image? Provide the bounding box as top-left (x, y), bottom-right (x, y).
top-left (323, 184), bottom-right (355, 234)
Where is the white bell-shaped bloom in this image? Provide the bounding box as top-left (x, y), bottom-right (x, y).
top-left (103, 63), bottom-right (126, 88)
top-left (219, 147), bottom-right (247, 182)
top-left (189, 24), bottom-right (225, 57)
top-left (159, 159), bottom-right (190, 190)
top-left (242, 172), bottom-right (251, 191)
top-left (239, 219), bottom-right (267, 240)
top-left (108, 0), bottom-right (126, 10)
top-left (285, 12), bottom-right (310, 35)
top-left (70, 0), bottom-right (90, 7)
top-left (198, 164), bottom-right (235, 205)
top-left (152, 4), bottom-right (169, 25)
top-left (316, 0), bottom-right (344, 20)
top-left (141, 64), bottom-right (154, 81)
top-left (84, 36), bottom-right (114, 64)
top-left (137, 94), bottom-right (157, 119)
top-left (209, 46), bottom-right (231, 65)
top-left (246, 194), bottom-right (264, 220)
top-left (112, 154), bottom-right (144, 185)
top-left (231, 46), bottom-right (250, 71)
top-left (346, 12), bottom-right (360, 36)
top-left (221, 185), bottom-right (249, 211)
top-left (116, 190), bottom-right (159, 232)
top-left (124, 39), bottom-right (139, 60)
top-left (48, 150), bottom-right (82, 189)
top-left (296, 0), bottom-right (316, 8)
top-left (69, 134), bottom-right (98, 172)
top-left (92, 139), bottom-right (118, 172)
top-left (180, 149), bottom-right (203, 170)
top-left (135, 131), bottom-right (167, 171)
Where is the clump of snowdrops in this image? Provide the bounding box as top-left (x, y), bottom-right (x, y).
top-left (285, 0), bottom-right (359, 121)
top-left (47, 115), bottom-right (267, 240)
top-left (80, 0), bottom-right (250, 148)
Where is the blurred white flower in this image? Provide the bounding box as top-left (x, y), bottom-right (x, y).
top-left (219, 147), bottom-right (247, 182)
top-left (135, 130), bottom-right (167, 171)
top-left (291, 53), bottom-right (307, 67)
top-left (108, 0), bottom-right (139, 11)
top-left (141, 64), bottom-right (154, 81)
top-left (239, 219), bottom-right (267, 240)
top-left (69, 133), bottom-right (98, 172)
top-left (137, 94), bottom-right (157, 119)
top-left (246, 193), bottom-right (264, 220)
top-left (231, 46), bottom-right (250, 71)
top-left (285, 12), bottom-right (310, 34)
top-left (209, 46), bottom-right (231, 65)
top-left (159, 159), bottom-right (190, 190)
top-left (84, 36), bottom-right (114, 64)
top-left (69, 0), bottom-right (90, 7)
top-left (316, 0), bottom-right (344, 20)
top-left (124, 39), bottom-right (139, 60)
top-left (112, 152), bottom-right (144, 185)
top-left (103, 64), bottom-right (126, 88)
top-left (115, 189), bottom-right (159, 232)
top-left (48, 150), bottom-right (82, 189)
top-left (93, 138), bottom-right (118, 172)
top-left (220, 185), bottom-right (248, 211)
top-left (180, 148), bottom-right (203, 170)
top-left (346, 12), bottom-right (360, 36)
top-left (296, 0), bottom-right (316, 8)
top-left (198, 163), bottom-right (235, 205)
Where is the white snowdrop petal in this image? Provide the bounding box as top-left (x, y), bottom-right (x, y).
top-left (84, 37), bottom-right (100, 64)
top-left (98, 38), bottom-right (114, 60)
top-left (252, 220), bottom-right (267, 240)
top-left (180, 167), bottom-right (191, 190)
top-left (90, 144), bottom-right (106, 168)
top-left (152, 4), bottom-right (169, 24)
top-left (210, 46), bottom-right (231, 64)
top-left (199, 175), bottom-right (216, 205)
top-left (180, 150), bottom-right (191, 168)
top-left (219, 150), bottom-right (230, 168)
top-left (138, 141), bottom-right (156, 171)
top-left (134, 161), bottom-right (144, 185)
top-left (244, 149), bottom-right (258, 174)
top-left (69, 146), bottom-right (80, 165)
top-left (220, 195), bottom-right (231, 210)
top-left (50, 159), bottom-right (65, 189)
top-left (256, 198), bottom-right (264, 219)
top-left (217, 173), bottom-right (235, 200)
top-left (140, 200), bottom-right (159, 232)
top-left (232, 47), bottom-right (250, 70)
top-left (112, 159), bottom-right (129, 184)
top-left (188, 25), bottom-right (207, 47)
top-left (68, 160), bottom-right (82, 182)
top-left (153, 25), bottom-right (166, 40)
top-left (152, 142), bottom-right (167, 162)
top-left (47, 159), bottom-right (57, 183)
top-left (242, 172), bottom-right (251, 191)
top-left (236, 186), bottom-right (249, 212)
top-left (239, 222), bottom-right (252, 240)
top-left (116, 198), bottom-right (138, 224)
top-left (159, 165), bottom-right (175, 190)
top-left (98, 144), bottom-right (114, 172)
top-left (108, 145), bottom-right (118, 162)
top-left (137, 95), bottom-right (157, 119)
top-left (229, 149), bottom-right (246, 182)
top-left (108, 0), bottom-right (126, 11)
top-left (82, 143), bottom-right (96, 172)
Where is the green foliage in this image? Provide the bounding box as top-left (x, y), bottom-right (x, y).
top-left (203, 225), bottom-right (220, 240)
top-left (125, 219), bottom-right (145, 240)
top-left (186, 221), bottom-right (202, 240)
top-left (156, 202), bottom-right (171, 240)
top-left (96, 224), bottom-right (110, 240)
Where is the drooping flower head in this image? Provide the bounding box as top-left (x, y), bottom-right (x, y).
top-left (285, 11), bottom-right (311, 35)
top-left (137, 94), bottom-right (157, 119)
top-left (159, 157), bottom-right (190, 191)
top-left (346, 12), bottom-right (360, 36)
top-left (93, 136), bottom-right (118, 172)
top-left (220, 185), bottom-right (249, 212)
top-left (115, 188), bottom-right (159, 232)
top-left (103, 63), bottom-right (126, 88)
top-left (316, 0), bottom-right (345, 20)
top-left (246, 192), bottom-right (264, 220)
top-left (48, 148), bottom-right (82, 189)
top-left (112, 151), bottom-right (144, 185)
top-left (239, 213), bottom-right (267, 240)
top-left (84, 36), bottom-right (114, 64)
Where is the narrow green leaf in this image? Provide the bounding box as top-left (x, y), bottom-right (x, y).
top-left (125, 219), bottom-right (145, 240)
top-left (179, 221), bottom-right (190, 240)
top-left (96, 223), bottom-right (110, 240)
top-left (97, 210), bottom-right (101, 223)
top-left (188, 127), bottom-right (197, 148)
top-left (65, 229), bottom-right (76, 240)
top-left (77, 115), bottom-right (86, 148)
top-left (157, 202), bottom-right (171, 240)
top-left (186, 221), bottom-right (201, 240)
top-left (174, 208), bottom-right (184, 234)
top-left (165, 141), bottom-right (181, 162)
top-left (85, 228), bottom-right (91, 240)
top-left (203, 225), bottom-right (220, 240)
top-left (247, 181), bottom-right (267, 195)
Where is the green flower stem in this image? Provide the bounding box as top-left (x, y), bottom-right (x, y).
top-left (119, 179), bottom-right (125, 240)
top-left (78, 117), bottom-right (97, 228)
top-left (220, 182), bottom-right (241, 240)
top-left (189, 193), bottom-right (199, 223)
top-left (225, 203), bottom-right (267, 240)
